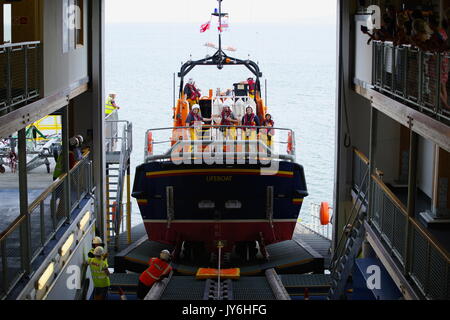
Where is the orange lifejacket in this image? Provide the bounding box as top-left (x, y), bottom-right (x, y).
top-left (173, 98), bottom-right (189, 128)
top-left (139, 257), bottom-right (172, 287)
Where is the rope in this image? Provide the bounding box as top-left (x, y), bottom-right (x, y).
top-left (339, 7), bottom-right (352, 149)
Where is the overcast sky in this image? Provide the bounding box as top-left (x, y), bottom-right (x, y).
top-left (106, 0), bottom-right (337, 24)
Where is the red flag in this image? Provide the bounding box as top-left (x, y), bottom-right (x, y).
top-left (218, 16), bottom-right (229, 32)
top-left (200, 21), bottom-right (211, 33)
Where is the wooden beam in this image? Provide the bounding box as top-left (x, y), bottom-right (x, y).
top-left (355, 85), bottom-right (450, 153)
top-left (0, 77), bottom-right (89, 139)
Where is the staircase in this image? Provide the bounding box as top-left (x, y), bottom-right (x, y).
top-left (328, 167), bottom-right (370, 300)
top-left (105, 117), bottom-right (132, 250)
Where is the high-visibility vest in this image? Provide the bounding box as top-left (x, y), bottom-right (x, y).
top-left (53, 153), bottom-right (63, 180)
top-left (88, 257), bottom-right (110, 288)
top-left (105, 97), bottom-right (116, 115)
top-left (139, 258), bottom-right (172, 287)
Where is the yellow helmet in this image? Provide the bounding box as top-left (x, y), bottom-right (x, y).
top-left (92, 237), bottom-right (103, 245)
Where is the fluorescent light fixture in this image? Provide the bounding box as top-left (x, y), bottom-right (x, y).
top-left (198, 200), bottom-right (215, 209)
top-left (79, 211), bottom-right (90, 231)
top-left (36, 262), bottom-right (54, 291)
top-left (60, 233), bottom-right (75, 256)
top-left (225, 200), bottom-right (242, 209)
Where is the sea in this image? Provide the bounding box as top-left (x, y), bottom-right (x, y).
top-left (105, 23), bottom-right (337, 226)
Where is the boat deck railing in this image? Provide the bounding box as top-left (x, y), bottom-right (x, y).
top-left (372, 41), bottom-right (450, 124)
top-left (144, 125), bottom-right (296, 164)
top-left (0, 41), bottom-right (42, 117)
top-left (0, 152), bottom-right (93, 298)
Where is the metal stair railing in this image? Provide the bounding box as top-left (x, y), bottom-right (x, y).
top-left (105, 120), bottom-right (132, 250)
top-left (327, 165), bottom-right (370, 300)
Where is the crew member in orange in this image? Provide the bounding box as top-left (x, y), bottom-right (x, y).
top-left (137, 249), bottom-right (173, 300)
top-left (261, 113), bottom-right (275, 146)
top-left (184, 78), bottom-right (201, 108)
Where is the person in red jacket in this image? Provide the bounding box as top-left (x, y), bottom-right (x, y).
top-left (184, 79), bottom-right (201, 108)
top-left (137, 250), bottom-right (173, 300)
top-left (247, 77), bottom-right (256, 97)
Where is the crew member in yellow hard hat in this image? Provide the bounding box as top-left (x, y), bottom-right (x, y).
top-left (137, 249), bottom-right (173, 300)
top-left (88, 237), bottom-right (105, 258)
top-left (87, 246), bottom-right (110, 300)
top-left (105, 92), bottom-right (120, 115)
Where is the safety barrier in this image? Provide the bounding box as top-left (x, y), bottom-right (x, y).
top-left (300, 203), bottom-right (333, 240)
top-left (0, 41), bottom-right (41, 116)
top-left (144, 125), bottom-right (296, 163)
top-left (372, 41), bottom-right (450, 123)
top-left (370, 175), bottom-right (409, 266)
top-left (104, 118), bottom-right (132, 248)
top-left (353, 148), bottom-right (369, 196)
top-left (0, 152), bottom-right (93, 297)
top-left (105, 111), bottom-right (119, 152)
top-left (354, 152), bottom-right (450, 299)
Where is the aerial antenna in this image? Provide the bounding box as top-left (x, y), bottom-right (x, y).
top-left (212, 0), bottom-right (227, 69)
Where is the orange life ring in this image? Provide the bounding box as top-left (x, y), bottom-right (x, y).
top-left (320, 202), bottom-right (330, 225)
top-left (287, 132), bottom-right (293, 154)
top-left (147, 131), bottom-right (154, 155)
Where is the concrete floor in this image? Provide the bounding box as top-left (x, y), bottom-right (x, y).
top-left (0, 160), bottom-right (55, 233)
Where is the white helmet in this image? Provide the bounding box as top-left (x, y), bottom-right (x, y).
top-left (92, 237), bottom-right (103, 245)
top-left (93, 246), bottom-right (105, 256)
top-left (160, 249), bottom-right (171, 261)
top-left (69, 137), bottom-right (79, 147)
top-left (192, 104), bottom-right (200, 111)
top-left (222, 101), bottom-right (232, 109)
top-left (109, 91), bottom-right (117, 96)
top-left (76, 134), bottom-right (84, 145)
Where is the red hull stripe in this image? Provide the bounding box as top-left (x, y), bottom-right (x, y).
top-left (146, 169), bottom-right (294, 179)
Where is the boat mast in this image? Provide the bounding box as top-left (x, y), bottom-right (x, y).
top-left (218, 0), bottom-right (222, 53)
top-left (214, 0), bottom-right (225, 69)
top-left (178, 0), bottom-right (263, 94)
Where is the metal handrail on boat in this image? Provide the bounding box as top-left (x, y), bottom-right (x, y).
top-left (145, 139), bottom-right (295, 163)
top-left (144, 125), bottom-right (297, 163)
